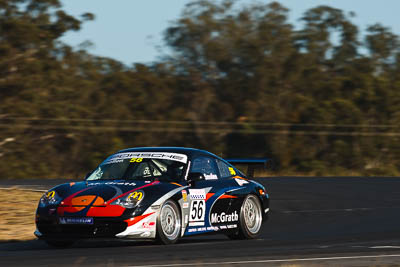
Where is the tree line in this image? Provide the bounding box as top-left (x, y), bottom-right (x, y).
top-left (1, 0), bottom-right (400, 178)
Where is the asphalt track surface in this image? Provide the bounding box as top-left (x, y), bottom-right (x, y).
top-left (1, 177), bottom-right (400, 266)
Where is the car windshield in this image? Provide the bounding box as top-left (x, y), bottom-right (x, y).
top-left (86, 152), bottom-right (188, 182)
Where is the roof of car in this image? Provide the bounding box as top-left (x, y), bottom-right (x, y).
top-left (118, 147), bottom-right (219, 159)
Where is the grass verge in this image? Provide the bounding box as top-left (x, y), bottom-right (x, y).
top-left (0, 188), bottom-right (43, 241)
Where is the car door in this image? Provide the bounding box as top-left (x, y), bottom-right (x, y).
top-left (185, 156), bottom-right (240, 234)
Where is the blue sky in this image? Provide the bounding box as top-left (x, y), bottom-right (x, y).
top-left (60, 0), bottom-right (400, 66)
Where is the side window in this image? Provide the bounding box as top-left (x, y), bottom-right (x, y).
top-left (190, 157), bottom-right (218, 180)
top-left (216, 159), bottom-right (236, 179)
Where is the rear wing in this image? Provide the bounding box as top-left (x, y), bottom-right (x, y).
top-left (225, 158), bottom-right (271, 178)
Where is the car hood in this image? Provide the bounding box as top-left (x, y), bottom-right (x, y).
top-left (51, 180), bottom-right (160, 217)
top-left (53, 180), bottom-right (157, 201)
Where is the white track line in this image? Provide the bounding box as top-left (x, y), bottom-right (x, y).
top-left (127, 254), bottom-right (400, 267)
top-left (279, 207), bottom-right (400, 213)
top-left (370, 246), bottom-right (400, 249)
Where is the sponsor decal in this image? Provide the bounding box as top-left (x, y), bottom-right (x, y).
top-left (142, 222), bottom-right (155, 229)
top-left (106, 159), bottom-right (124, 164)
top-left (188, 221), bottom-right (204, 226)
top-left (211, 211), bottom-right (239, 224)
top-left (127, 191), bottom-right (144, 201)
top-left (188, 227), bottom-right (208, 233)
top-left (59, 217), bottom-right (94, 225)
top-left (183, 202), bottom-right (189, 208)
top-left (187, 224), bottom-right (237, 234)
top-left (235, 178), bottom-right (249, 186)
top-left (182, 190), bottom-right (188, 202)
top-left (204, 173), bottom-right (218, 180)
top-left (88, 181), bottom-right (137, 186)
top-left (189, 189), bottom-right (206, 200)
top-left (228, 167), bottom-right (236, 175)
top-left (107, 181), bottom-right (137, 186)
top-left (46, 191), bottom-right (55, 198)
top-left (103, 152), bottom-right (188, 164)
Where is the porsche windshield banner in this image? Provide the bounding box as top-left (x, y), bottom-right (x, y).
top-left (103, 152), bottom-right (188, 164)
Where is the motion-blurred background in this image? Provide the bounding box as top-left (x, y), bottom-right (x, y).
top-left (1, 0), bottom-right (400, 179)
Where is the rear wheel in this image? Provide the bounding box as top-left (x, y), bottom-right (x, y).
top-left (228, 194), bottom-right (262, 240)
top-left (156, 200), bottom-right (181, 244)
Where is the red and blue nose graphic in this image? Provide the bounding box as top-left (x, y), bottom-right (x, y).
top-left (62, 195), bottom-right (105, 212)
top-left (57, 195), bottom-right (125, 217)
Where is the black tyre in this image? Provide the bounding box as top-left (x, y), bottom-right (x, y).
top-left (44, 239), bottom-right (75, 248)
top-left (156, 200), bottom-right (181, 245)
top-left (228, 194), bottom-right (263, 240)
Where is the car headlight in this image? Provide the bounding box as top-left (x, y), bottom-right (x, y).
top-left (39, 190), bottom-right (61, 207)
top-left (112, 190), bottom-right (144, 209)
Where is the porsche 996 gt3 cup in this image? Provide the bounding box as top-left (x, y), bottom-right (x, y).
top-left (35, 147), bottom-right (270, 247)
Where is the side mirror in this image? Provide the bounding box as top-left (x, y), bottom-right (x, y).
top-left (187, 172), bottom-right (205, 185)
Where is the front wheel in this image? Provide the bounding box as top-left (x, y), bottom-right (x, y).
top-left (228, 194), bottom-right (263, 240)
top-left (156, 200), bottom-right (181, 245)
